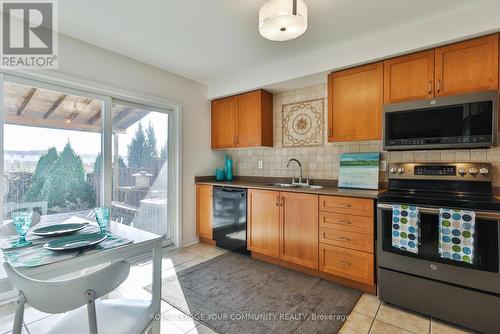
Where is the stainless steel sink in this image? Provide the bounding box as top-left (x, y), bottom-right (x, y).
top-left (265, 183), bottom-right (299, 188)
top-left (299, 185), bottom-right (323, 189)
top-left (264, 183), bottom-right (323, 189)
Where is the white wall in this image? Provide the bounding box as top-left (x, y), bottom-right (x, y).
top-left (207, 0), bottom-right (500, 98)
top-left (50, 34), bottom-right (220, 246)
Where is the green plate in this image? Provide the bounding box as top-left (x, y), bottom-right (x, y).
top-left (32, 223), bottom-right (87, 236)
top-left (43, 233), bottom-right (107, 251)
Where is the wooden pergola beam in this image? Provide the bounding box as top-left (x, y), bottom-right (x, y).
top-left (112, 107), bottom-right (135, 125)
top-left (66, 111), bottom-right (80, 123)
top-left (17, 88), bottom-right (37, 116)
top-left (87, 110), bottom-right (101, 124)
top-left (43, 94), bottom-right (67, 119)
top-left (6, 114), bottom-right (126, 134)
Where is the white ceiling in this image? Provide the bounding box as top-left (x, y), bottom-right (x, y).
top-left (59, 0), bottom-right (500, 98)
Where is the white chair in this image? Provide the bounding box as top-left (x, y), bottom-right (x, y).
top-left (3, 260), bottom-right (155, 334)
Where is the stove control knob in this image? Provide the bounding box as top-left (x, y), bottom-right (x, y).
top-left (458, 168), bottom-right (467, 177)
top-left (390, 167), bottom-right (398, 174)
top-left (479, 167), bottom-right (489, 176)
top-left (468, 168), bottom-right (478, 176)
top-left (397, 167), bottom-right (405, 174)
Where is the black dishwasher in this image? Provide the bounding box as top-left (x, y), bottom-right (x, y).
top-left (212, 187), bottom-right (248, 255)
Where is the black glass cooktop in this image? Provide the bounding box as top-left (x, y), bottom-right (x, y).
top-left (379, 189), bottom-right (500, 212)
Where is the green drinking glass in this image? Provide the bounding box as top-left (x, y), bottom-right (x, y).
top-left (94, 207), bottom-right (111, 235)
top-left (12, 211), bottom-right (33, 247)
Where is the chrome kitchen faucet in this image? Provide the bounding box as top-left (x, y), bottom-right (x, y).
top-left (286, 158), bottom-right (309, 186)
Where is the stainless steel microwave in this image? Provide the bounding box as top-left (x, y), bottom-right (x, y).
top-left (383, 91), bottom-right (498, 151)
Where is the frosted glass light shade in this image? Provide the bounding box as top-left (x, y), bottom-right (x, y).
top-left (259, 0), bottom-right (308, 41)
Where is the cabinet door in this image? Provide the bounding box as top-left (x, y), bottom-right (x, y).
top-left (196, 185), bottom-right (213, 240)
top-left (280, 192), bottom-right (319, 269)
top-left (328, 62), bottom-right (383, 142)
top-left (435, 34), bottom-right (499, 96)
top-left (384, 51), bottom-right (435, 104)
top-left (247, 189), bottom-right (280, 258)
top-left (319, 244), bottom-right (374, 285)
top-left (236, 91), bottom-right (262, 147)
top-left (211, 96), bottom-right (237, 148)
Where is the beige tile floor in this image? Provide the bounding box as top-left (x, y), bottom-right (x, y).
top-left (340, 293), bottom-right (478, 334)
top-left (0, 243), bottom-right (479, 334)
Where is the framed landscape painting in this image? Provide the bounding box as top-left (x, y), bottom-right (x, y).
top-left (338, 153), bottom-right (380, 190)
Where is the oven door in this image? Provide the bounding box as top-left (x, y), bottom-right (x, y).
top-left (377, 203), bottom-right (500, 294)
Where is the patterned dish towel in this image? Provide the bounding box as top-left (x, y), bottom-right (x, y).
top-left (392, 205), bottom-right (420, 254)
top-left (439, 208), bottom-right (475, 264)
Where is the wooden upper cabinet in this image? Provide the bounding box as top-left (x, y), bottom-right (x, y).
top-left (435, 34), bottom-right (499, 96)
top-left (211, 90), bottom-right (273, 149)
top-left (211, 97), bottom-right (237, 149)
top-left (328, 62), bottom-right (383, 142)
top-left (247, 189), bottom-right (280, 258)
top-left (280, 192), bottom-right (319, 269)
top-left (196, 184), bottom-right (213, 241)
top-left (384, 50), bottom-right (435, 104)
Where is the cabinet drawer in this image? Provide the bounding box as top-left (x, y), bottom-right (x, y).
top-left (319, 196), bottom-right (374, 217)
top-left (319, 244), bottom-right (374, 285)
top-left (320, 212), bottom-right (373, 235)
top-left (320, 227), bottom-right (374, 253)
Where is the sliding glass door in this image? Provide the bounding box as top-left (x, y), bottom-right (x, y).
top-left (0, 74), bottom-right (177, 246)
top-left (111, 101), bottom-right (171, 241)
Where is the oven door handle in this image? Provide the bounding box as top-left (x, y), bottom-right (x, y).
top-left (377, 203), bottom-right (500, 220)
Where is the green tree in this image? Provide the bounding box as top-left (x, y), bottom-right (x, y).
top-left (118, 156), bottom-right (126, 168)
top-left (144, 121), bottom-right (158, 168)
top-left (127, 123), bottom-right (146, 168)
top-left (40, 142), bottom-right (94, 210)
top-left (127, 122), bottom-right (160, 169)
top-left (24, 147), bottom-right (58, 202)
top-left (93, 152), bottom-right (102, 173)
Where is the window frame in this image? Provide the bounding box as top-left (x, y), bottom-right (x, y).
top-left (0, 71), bottom-right (182, 248)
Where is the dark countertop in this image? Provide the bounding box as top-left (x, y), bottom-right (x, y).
top-left (195, 176), bottom-right (383, 199)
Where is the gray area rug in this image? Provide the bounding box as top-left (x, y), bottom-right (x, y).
top-left (146, 252), bottom-right (362, 334)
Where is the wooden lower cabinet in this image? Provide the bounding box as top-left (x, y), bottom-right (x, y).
top-left (196, 185), bottom-right (213, 241)
top-left (244, 189), bottom-right (376, 293)
top-left (320, 227), bottom-right (373, 253)
top-left (319, 195), bottom-right (374, 217)
top-left (247, 190), bottom-right (319, 268)
top-left (247, 189), bottom-right (280, 258)
top-left (280, 192), bottom-right (319, 269)
top-left (319, 244), bottom-right (374, 285)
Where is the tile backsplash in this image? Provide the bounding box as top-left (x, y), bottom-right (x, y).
top-left (225, 83), bottom-right (500, 186)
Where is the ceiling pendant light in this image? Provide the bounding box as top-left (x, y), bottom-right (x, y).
top-left (259, 0), bottom-right (308, 42)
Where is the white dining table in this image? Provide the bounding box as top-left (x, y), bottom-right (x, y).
top-left (0, 221), bottom-right (163, 333)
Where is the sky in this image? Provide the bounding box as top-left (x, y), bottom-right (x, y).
top-left (4, 111), bottom-right (168, 158)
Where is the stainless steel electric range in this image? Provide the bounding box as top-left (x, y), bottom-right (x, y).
top-left (377, 162), bottom-right (500, 334)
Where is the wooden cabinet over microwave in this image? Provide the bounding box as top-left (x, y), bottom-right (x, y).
top-left (384, 50), bottom-right (435, 104)
top-left (328, 62), bottom-right (383, 142)
top-left (211, 90), bottom-right (273, 149)
top-left (383, 34), bottom-right (499, 104)
top-left (435, 34), bottom-right (499, 97)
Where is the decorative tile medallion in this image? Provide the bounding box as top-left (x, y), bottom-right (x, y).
top-left (282, 98), bottom-right (324, 147)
